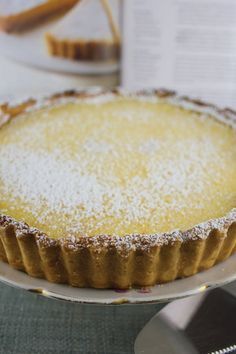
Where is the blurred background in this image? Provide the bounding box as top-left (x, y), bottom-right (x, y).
top-left (0, 1), bottom-right (236, 354)
top-left (1, 0), bottom-right (236, 107)
top-left (0, 0), bottom-right (120, 100)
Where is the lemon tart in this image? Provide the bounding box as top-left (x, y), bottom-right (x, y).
top-left (0, 89), bottom-right (235, 289)
top-left (46, 0), bottom-right (121, 62)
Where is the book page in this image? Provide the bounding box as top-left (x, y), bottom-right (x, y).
top-left (122, 0), bottom-right (236, 108)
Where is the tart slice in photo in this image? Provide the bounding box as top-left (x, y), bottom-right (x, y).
top-left (0, 0), bottom-right (79, 33)
top-left (45, 0), bottom-right (121, 61)
top-left (0, 90), bottom-right (235, 289)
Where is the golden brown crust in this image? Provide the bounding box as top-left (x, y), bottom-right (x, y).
top-left (45, 33), bottom-right (120, 61)
top-left (0, 88), bottom-right (236, 289)
top-left (0, 216), bottom-right (235, 288)
top-left (0, 0), bottom-right (79, 33)
top-left (45, 0), bottom-right (121, 62)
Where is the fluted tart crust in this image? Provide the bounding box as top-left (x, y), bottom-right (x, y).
top-left (46, 33), bottom-right (120, 61)
top-left (0, 89), bottom-right (235, 289)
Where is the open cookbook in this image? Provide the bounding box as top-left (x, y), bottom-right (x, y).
top-left (122, 0), bottom-right (236, 109)
top-left (1, 0), bottom-right (236, 107)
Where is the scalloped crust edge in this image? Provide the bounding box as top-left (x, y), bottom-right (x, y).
top-left (45, 33), bottom-right (120, 61)
top-left (0, 88), bottom-right (236, 289)
top-left (0, 214), bottom-right (236, 288)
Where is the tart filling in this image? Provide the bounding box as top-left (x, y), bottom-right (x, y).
top-left (0, 90), bottom-right (235, 288)
top-left (0, 96), bottom-right (235, 239)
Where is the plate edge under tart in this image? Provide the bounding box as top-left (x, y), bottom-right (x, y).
top-left (0, 88), bottom-right (235, 289)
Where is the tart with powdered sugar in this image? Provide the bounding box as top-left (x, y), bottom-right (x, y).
top-left (0, 89), bottom-right (235, 289)
top-left (45, 0), bottom-right (121, 61)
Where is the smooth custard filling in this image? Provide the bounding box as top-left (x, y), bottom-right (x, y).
top-left (0, 97), bottom-right (235, 238)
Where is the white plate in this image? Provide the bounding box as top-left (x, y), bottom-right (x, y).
top-left (0, 255), bottom-right (235, 305)
top-left (0, 21), bottom-right (119, 75)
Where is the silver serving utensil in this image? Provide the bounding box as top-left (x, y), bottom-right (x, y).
top-left (209, 344), bottom-right (236, 354)
top-left (135, 286), bottom-right (236, 354)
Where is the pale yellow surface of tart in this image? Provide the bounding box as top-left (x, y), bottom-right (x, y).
top-left (0, 97), bottom-right (235, 239)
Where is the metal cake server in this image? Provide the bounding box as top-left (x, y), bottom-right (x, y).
top-left (135, 286), bottom-right (236, 354)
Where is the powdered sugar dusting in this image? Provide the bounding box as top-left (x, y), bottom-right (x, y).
top-left (0, 95), bottom-right (235, 240)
